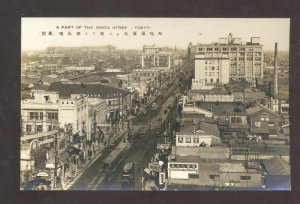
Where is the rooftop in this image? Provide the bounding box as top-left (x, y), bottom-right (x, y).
top-left (219, 163), bottom-right (246, 173)
top-left (246, 105), bottom-right (281, 118)
top-left (196, 102), bottom-right (247, 116)
top-left (47, 83), bottom-right (129, 99)
top-left (263, 157), bottom-right (290, 175)
top-left (250, 145), bottom-right (290, 156)
top-left (172, 146), bottom-right (230, 159)
top-left (21, 77), bottom-right (40, 85)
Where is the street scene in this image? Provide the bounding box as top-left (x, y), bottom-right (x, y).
top-left (20, 18), bottom-right (290, 191)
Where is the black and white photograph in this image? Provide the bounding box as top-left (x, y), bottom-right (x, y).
top-left (20, 18), bottom-right (291, 191)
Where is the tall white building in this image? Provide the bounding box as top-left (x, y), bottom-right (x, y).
top-left (192, 53), bottom-right (230, 90)
top-left (191, 33), bottom-right (264, 83)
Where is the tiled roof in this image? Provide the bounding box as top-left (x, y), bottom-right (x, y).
top-left (40, 77), bottom-right (60, 84)
top-left (178, 121), bottom-right (220, 138)
top-left (246, 105), bottom-right (281, 118)
top-left (263, 157), bottom-right (290, 175)
top-left (199, 122), bottom-right (220, 138)
top-left (21, 77), bottom-right (40, 85)
top-left (47, 83), bottom-right (130, 99)
top-left (31, 84), bottom-right (48, 91)
top-left (196, 102), bottom-right (247, 116)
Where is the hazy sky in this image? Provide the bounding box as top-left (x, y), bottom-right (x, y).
top-left (22, 18), bottom-right (290, 51)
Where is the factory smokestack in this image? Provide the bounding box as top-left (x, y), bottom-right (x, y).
top-left (274, 42), bottom-right (278, 96)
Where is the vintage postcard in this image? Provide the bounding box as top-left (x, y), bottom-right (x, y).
top-left (20, 18), bottom-right (290, 191)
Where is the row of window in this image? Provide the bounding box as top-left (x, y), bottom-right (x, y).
top-left (29, 112), bottom-right (58, 120)
top-left (61, 101), bottom-right (74, 105)
top-left (133, 72), bottom-right (156, 77)
top-left (198, 47), bottom-right (262, 52)
top-left (25, 124), bottom-right (57, 133)
top-left (187, 174), bottom-right (252, 181)
top-left (205, 72), bottom-right (219, 77)
top-left (204, 79), bottom-right (220, 83)
top-left (231, 116), bottom-right (243, 124)
top-left (169, 163), bottom-right (198, 169)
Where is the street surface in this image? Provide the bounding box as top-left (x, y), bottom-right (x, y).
top-left (69, 65), bottom-right (187, 190)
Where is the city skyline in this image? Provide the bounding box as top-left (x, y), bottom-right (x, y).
top-left (22, 18), bottom-right (290, 52)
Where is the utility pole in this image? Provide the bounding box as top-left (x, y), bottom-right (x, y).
top-left (54, 133), bottom-right (58, 189)
top-left (94, 110), bottom-right (97, 142)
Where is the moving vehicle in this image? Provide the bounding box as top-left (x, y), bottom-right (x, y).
top-left (102, 144), bottom-right (130, 172)
top-left (121, 163), bottom-right (134, 185)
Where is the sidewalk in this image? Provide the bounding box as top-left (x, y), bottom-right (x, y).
top-left (61, 127), bottom-right (129, 190)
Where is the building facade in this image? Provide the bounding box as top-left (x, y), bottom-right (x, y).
top-left (192, 53), bottom-right (230, 90)
top-left (140, 45), bottom-right (174, 68)
top-left (167, 161), bottom-right (263, 188)
top-left (21, 91), bottom-right (89, 145)
top-left (193, 33), bottom-right (264, 83)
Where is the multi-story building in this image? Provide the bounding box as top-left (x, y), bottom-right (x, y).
top-left (47, 83), bottom-right (131, 130)
top-left (20, 91), bottom-right (89, 146)
top-left (191, 33), bottom-right (264, 83)
top-left (192, 53), bottom-right (230, 90)
top-left (129, 68), bottom-right (165, 98)
top-left (140, 45), bottom-right (174, 68)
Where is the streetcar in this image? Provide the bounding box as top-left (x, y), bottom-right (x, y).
top-left (102, 145), bottom-right (128, 173)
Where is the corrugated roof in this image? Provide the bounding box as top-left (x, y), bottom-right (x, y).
top-left (47, 83), bottom-right (129, 99)
top-left (196, 102), bottom-right (247, 116)
top-left (263, 157), bottom-right (290, 175)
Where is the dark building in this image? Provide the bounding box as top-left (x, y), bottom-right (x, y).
top-left (246, 105), bottom-right (282, 139)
